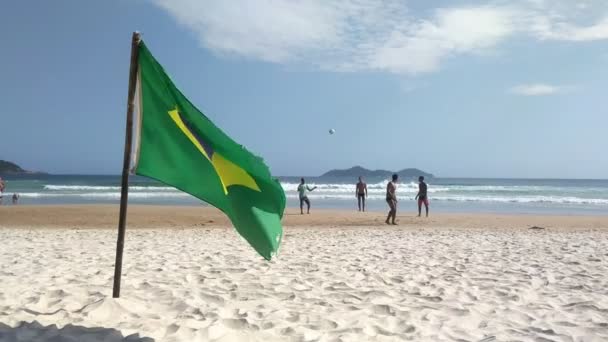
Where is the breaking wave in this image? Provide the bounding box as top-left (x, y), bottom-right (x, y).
top-left (23, 186), bottom-right (608, 205)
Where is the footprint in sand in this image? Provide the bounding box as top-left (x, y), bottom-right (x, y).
top-left (261, 322), bottom-right (274, 330)
top-left (221, 318), bottom-right (258, 331)
top-left (286, 312), bottom-right (300, 323)
top-left (198, 292), bottom-right (225, 305)
top-left (371, 304), bottom-right (396, 316)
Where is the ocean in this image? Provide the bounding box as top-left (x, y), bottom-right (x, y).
top-left (1, 174), bottom-right (608, 215)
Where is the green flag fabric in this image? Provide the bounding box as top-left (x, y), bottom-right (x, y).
top-left (132, 41), bottom-right (286, 260)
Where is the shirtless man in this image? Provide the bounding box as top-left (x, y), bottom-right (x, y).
top-left (355, 176), bottom-right (368, 212)
top-left (415, 176), bottom-right (429, 217)
top-left (297, 178), bottom-right (317, 214)
top-left (385, 174), bottom-right (398, 225)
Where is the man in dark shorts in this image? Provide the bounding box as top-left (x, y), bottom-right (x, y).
top-left (297, 178), bottom-right (317, 214)
top-left (355, 176), bottom-right (368, 212)
top-left (415, 176), bottom-right (429, 217)
top-left (385, 174), bottom-right (398, 225)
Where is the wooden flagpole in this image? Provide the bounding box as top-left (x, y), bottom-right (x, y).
top-left (113, 31), bottom-right (141, 298)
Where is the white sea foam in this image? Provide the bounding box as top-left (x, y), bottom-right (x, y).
top-left (287, 193), bottom-right (608, 205)
top-left (278, 182), bottom-right (580, 193)
top-left (30, 182), bottom-right (608, 206)
top-left (280, 181), bottom-right (441, 193)
top-left (44, 182), bottom-right (606, 194)
top-left (44, 185), bottom-right (175, 191)
top-left (429, 195), bottom-right (608, 205)
top-left (18, 192), bottom-right (608, 205)
top-left (21, 192), bottom-right (190, 199)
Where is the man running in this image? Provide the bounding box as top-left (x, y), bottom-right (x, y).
top-left (415, 176), bottom-right (429, 217)
top-left (297, 178), bottom-right (317, 214)
top-left (355, 176), bottom-right (368, 212)
top-left (385, 174), bottom-right (398, 225)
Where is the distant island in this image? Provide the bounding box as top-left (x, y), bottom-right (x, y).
top-left (322, 166), bottom-right (434, 179)
top-left (0, 160), bottom-right (46, 175)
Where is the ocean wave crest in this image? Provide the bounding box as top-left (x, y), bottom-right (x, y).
top-left (22, 192), bottom-right (190, 199)
top-left (30, 182), bottom-right (608, 206)
top-left (285, 194), bottom-right (608, 205)
top-left (44, 185), bottom-right (176, 191)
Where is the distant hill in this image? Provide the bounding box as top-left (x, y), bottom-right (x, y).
top-left (0, 160), bottom-right (45, 175)
top-left (321, 166), bottom-right (434, 179)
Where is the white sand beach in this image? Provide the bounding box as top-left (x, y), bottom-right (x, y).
top-left (1, 206), bottom-right (608, 341)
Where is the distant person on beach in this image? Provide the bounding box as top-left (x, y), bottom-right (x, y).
top-left (385, 174), bottom-right (398, 225)
top-left (415, 176), bottom-right (429, 217)
top-left (355, 176), bottom-right (368, 212)
top-left (0, 177), bottom-right (4, 205)
top-left (297, 178), bottom-right (317, 214)
top-left (12, 193), bottom-right (19, 205)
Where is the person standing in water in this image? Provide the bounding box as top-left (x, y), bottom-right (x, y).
top-left (297, 178), bottom-right (317, 214)
top-left (355, 176), bottom-right (368, 212)
top-left (415, 176), bottom-right (429, 217)
top-left (385, 174), bottom-right (398, 225)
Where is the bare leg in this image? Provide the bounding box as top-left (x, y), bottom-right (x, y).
top-left (362, 197), bottom-right (365, 212)
top-left (418, 201), bottom-right (422, 217)
top-left (357, 196), bottom-right (362, 211)
top-left (300, 198), bottom-right (304, 214)
top-left (306, 198), bottom-right (311, 214)
top-left (387, 200), bottom-right (397, 224)
top-left (425, 204), bottom-right (429, 217)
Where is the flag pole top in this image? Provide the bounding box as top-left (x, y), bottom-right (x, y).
top-left (133, 31), bottom-right (141, 43)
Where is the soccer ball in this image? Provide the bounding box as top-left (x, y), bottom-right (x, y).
top-left (329, 128), bottom-right (335, 135)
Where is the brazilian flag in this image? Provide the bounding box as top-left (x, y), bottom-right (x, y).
top-left (132, 41), bottom-right (285, 260)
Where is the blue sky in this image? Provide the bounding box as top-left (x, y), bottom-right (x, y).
top-left (1, 0), bottom-right (607, 178)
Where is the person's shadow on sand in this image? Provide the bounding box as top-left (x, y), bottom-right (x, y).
top-left (0, 321), bottom-right (154, 342)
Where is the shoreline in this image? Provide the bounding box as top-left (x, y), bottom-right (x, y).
top-left (1, 204), bottom-right (607, 230)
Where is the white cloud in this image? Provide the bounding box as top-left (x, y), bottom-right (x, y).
top-left (509, 84), bottom-right (564, 96)
top-left (369, 7), bottom-right (516, 73)
top-left (524, 0), bottom-right (608, 41)
top-left (531, 17), bottom-right (608, 41)
top-left (152, 0), bottom-right (343, 63)
top-left (151, 0), bottom-right (608, 74)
